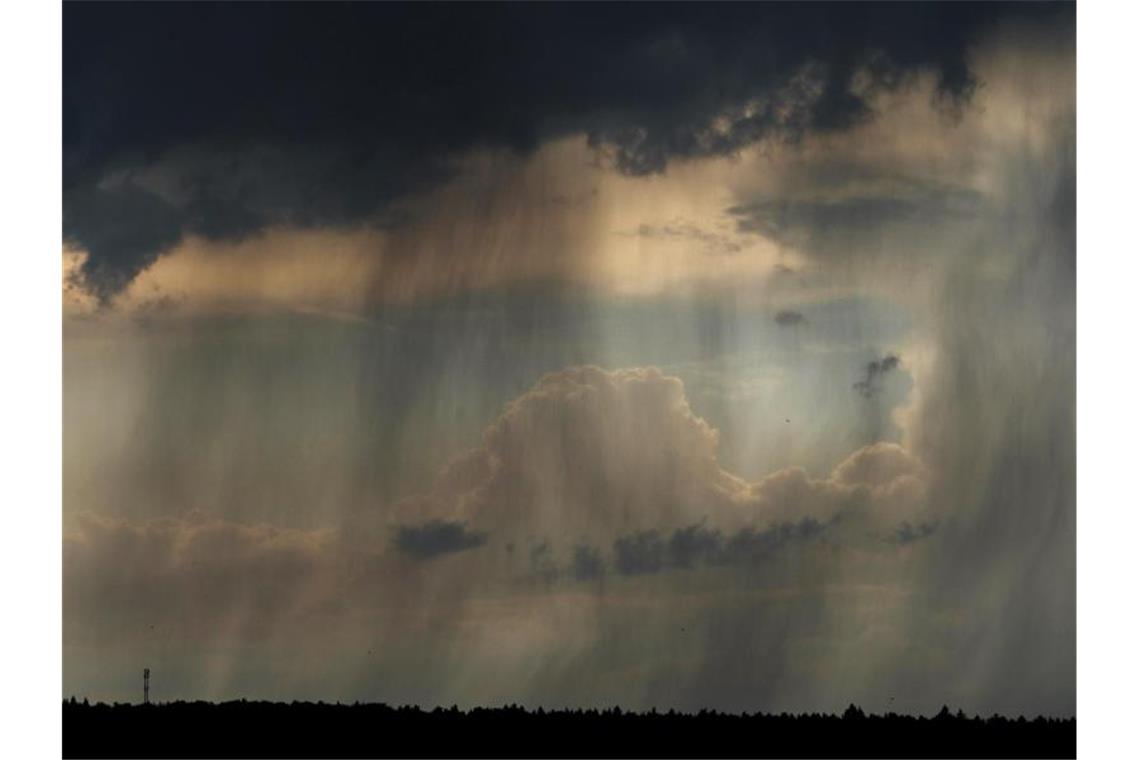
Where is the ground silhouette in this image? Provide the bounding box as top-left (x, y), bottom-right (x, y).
top-left (63, 699), bottom-right (1075, 758)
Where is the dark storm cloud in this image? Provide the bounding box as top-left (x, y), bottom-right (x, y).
top-left (62, 185), bottom-right (184, 304)
top-left (854, 354), bottom-right (901, 398)
top-left (393, 520), bottom-right (488, 560)
top-left (62, 1), bottom-right (1069, 301)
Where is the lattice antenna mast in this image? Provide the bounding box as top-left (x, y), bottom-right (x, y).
top-left (143, 668), bottom-right (150, 706)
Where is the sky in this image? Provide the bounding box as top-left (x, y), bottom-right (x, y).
top-left (62, 1), bottom-right (1075, 716)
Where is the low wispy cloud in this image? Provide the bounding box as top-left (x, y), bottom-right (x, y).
top-left (627, 221), bottom-right (745, 256)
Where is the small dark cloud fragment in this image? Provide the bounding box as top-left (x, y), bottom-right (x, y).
top-left (853, 354), bottom-right (901, 398)
top-left (608, 518), bottom-right (827, 577)
top-left (392, 520), bottom-right (487, 560)
top-left (570, 544), bottom-right (606, 581)
top-left (889, 520), bottom-right (939, 545)
top-left (774, 310), bottom-right (806, 327)
top-left (720, 519), bottom-right (827, 566)
top-left (667, 523), bottom-right (723, 568)
top-left (529, 541), bottom-right (559, 581)
top-left (614, 531), bottom-right (666, 576)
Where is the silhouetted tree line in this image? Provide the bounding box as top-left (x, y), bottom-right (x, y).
top-left (63, 698), bottom-right (1075, 758)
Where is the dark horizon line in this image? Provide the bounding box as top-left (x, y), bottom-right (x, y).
top-left (63, 697), bottom-right (1075, 722)
top-left (62, 700), bottom-right (1077, 759)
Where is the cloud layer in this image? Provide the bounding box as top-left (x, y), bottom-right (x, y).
top-left (66, 366), bottom-right (942, 709)
top-left (63, 2), bottom-right (1070, 302)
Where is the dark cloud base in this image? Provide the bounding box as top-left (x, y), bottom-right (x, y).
top-left (63, 2), bottom-right (1071, 301)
